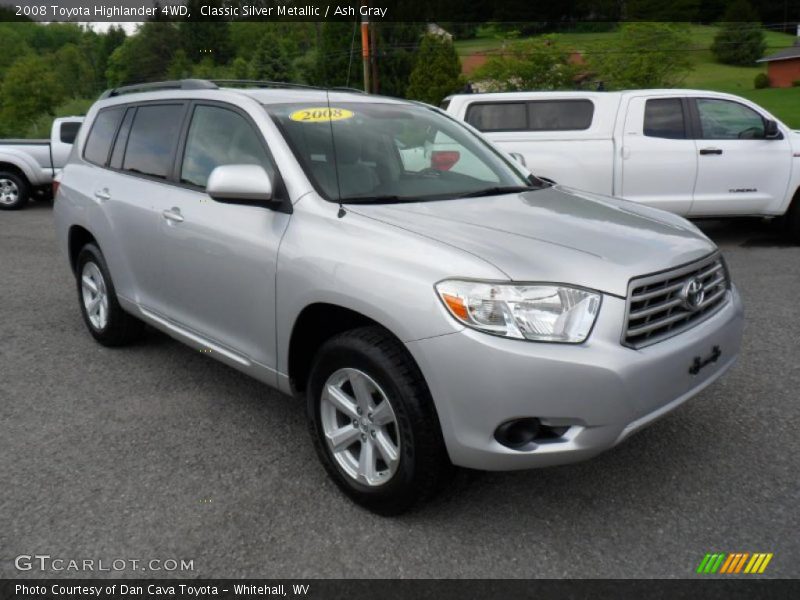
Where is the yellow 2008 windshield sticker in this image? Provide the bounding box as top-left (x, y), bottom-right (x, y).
top-left (289, 107), bottom-right (354, 123)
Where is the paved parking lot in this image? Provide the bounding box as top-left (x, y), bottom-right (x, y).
top-left (1, 203), bottom-right (799, 578)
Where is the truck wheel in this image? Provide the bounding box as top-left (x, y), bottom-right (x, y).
top-left (0, 171), bottom-right (29, 210)
top-left (306, 326), bottom-right (453, 515)
top-left (786, 192), bottom-right (800, 244)
top-left (76, 243), bottom-right (144, 346)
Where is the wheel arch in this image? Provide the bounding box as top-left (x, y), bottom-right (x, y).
top-left (287, 303), bottom-right (407, 394)
top-left (67, 225), bottom-right (99, 274)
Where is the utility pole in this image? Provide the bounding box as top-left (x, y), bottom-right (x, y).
top-left (370, 21), bottom-right (379, 94)
top-left (361, 1), bottom-right (370, 93)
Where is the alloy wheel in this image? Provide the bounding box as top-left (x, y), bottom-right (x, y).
top-left (320, 368), bottom-right (401, 486)
top-left (81, 262), bottom-right (109, 330)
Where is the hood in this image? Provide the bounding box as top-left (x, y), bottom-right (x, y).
top-left (348, 185), bottom-right (717, 297)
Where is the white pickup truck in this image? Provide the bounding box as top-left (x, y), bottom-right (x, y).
top-left (0, 117), bottom-right (83, 210)
top-left (443, 90), bottom-right (800, 239)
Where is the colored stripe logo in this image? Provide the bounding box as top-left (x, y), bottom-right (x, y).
top-left (696, 553), bottom-right (773, 574)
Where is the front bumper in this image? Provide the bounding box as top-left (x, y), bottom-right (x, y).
top-left (406, 286), bottom-right (744, 471)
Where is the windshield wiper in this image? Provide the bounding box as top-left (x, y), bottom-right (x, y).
top-left (337, 195), bottom-right (413, 205)
top-left (458, 185), bottom-right (537, 198)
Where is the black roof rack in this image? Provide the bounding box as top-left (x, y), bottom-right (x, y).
top-left (98, 79), bottom-right (369, 100)
top-left (99, 79), bottom-right (218, 99)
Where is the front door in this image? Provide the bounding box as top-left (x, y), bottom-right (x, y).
top-left (152, 103), bottom-right (291, 371)
top-left (689, 97), bottom-right (792, 216)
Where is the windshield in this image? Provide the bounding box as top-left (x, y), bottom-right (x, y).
top-left (265, 101), bottom-right (534, 203)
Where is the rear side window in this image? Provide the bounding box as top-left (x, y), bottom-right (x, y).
top-left (83, 108), bottom-right (124, 166)
top-left (109, 108), bottom-right (136, 170)
top-left (60, 121), bottom-right (81, 144)
top-left (527, 100), bottom-right (593, 131)
top-left (644, 98), bottom-right (686, 139)
top-left (122, 104), bottom-right (185, 179)
top-left (466, 100), bottom-right (594, 132)
top-left (466, 103), bottom-right (527, 131)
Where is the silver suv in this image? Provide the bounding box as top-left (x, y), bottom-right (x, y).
top-left (54, 80), bottom-right (744, 514)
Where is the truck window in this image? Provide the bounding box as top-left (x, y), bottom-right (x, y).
top-left (109, 108), bottom-right (136, 170)
top-left (122, 104), bottom-right (185, 180)
top-left (526, 100), bottom-right (593, 131)
top-left (180, 105), bottom-right (274, 189)
top-left (643, 98), bottom-right (686, 139)
top-left (60, 121), bottom-right (82, 145)
top-left (465, 103), bottom-right (527, 132)
top-left (83, 107), bottom-right (124, 166)
top-left (696, 98), bottom-right (765, 139)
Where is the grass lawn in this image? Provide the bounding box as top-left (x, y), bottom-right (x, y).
top-left (454, 24), bottom-right (800, 128)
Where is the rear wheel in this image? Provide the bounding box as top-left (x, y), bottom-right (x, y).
top-left (306, 326), bottom-right (452, 515)
top-left (76, 243), bottom-right (144, 346)
top-left (0, 171), bottom-right (29, 210)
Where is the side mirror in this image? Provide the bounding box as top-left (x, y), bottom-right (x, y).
top-left (765, 119), bottom-right (780, 139)
top-left (206, 164), bottom-right (274, 206)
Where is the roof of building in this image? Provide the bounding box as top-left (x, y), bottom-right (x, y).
top-left (757, 43), bottom-right (800, 63)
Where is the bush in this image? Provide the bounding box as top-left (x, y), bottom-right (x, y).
top-left (406, 35), bottom-right (463, 105)
top-left (589, 23), bottom-right (692, 89)
top-left (793, 80), bottom-right (800, 88)
top-left (474, 35), bottom-right (579, 92)
top-left (754, 72), bottom-right (770, 89)
top-left (711, 0), bottom-right (767, 66)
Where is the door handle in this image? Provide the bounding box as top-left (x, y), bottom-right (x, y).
top-left (94, 189), bottom-right (111, 201)
top-left (162, 207), bottom-right (184, 223)
top-left (699, 148), bottom-right (723, 155)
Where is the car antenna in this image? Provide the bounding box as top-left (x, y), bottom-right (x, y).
top-left (326, 90), bottom-right (346, 218)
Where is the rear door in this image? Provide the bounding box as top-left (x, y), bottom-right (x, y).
top-left (149, 102), bottom-right (291, 371)
top-left (97, 102), bottom-right (188, 311)
top-left (620, 96), bottom-right (696, 215)
top-left (689, 97), bottom-right (792, 216)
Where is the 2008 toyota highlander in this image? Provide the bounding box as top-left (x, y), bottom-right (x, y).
top-left (53, 80), bottom-right (744, 514)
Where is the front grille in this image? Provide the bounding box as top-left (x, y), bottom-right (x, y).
top-left (623, 253), bottom-right (730, 348)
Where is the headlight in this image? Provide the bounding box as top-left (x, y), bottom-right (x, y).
top-left (435, 280), bottom-right (601, 343)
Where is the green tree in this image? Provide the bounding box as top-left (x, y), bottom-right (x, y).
top-left (474, 35), bottom-right (579, 92)
top-left (711, 0), bottom-right (766, 66)
top-left (249, 36), bottom-right (292, 81)
top-left (0, 25), bottom-right (32, 79)
top-left (0, 55), bottom-right (63, 136)
top-left (26, 97), bottom-right (94, 138)
top-left (106, 22), bottom-right (178, 86)
top-left (406, 35), bottom-right (463, 105)
top-left (167, 49), bottom-right (192, 79)
top-left (589, 23), bottom-right (692, 89)
top-left (54, 43), bottom-right (95, 99)
top-left (179, 1), bottom-right (232, 65)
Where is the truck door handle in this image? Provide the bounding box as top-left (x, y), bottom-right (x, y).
top-left (162, 207), bottom-right (184, 223)
top-left (699, 148), bottom-right (723, 155)
top-left (94, 189), bottom-right (111, 201)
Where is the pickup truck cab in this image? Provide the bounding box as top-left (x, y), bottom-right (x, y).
top-left (54, 80), bottom-right (743, 513)
top-left (0, 116), bottom-right (83, 210)
top-left (444, 90), bottom-right (800, 239)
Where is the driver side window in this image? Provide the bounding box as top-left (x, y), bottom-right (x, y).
top-left (181, 105), bottom-right (274, 188)
top-left (696, 98), bottom-right (765, 140)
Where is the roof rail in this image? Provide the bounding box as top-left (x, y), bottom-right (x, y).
top-left (210, 79), bottom-right (322, 91)
top-left (98, 79), bottom-right (218, 99)
top-left (98, 79), bottom-right (370, 100)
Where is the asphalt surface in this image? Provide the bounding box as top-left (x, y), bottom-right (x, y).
top-left (1, 202), bottom-right (799, 579)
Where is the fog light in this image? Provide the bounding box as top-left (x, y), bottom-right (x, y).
top-left (494, 418), bottom-right (541, 449)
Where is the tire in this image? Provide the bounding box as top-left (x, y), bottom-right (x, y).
top-left (76, 243), bottom-right (144, 346)
top-left (306, 326), bottom-right (453, 515)
top-left (0, 171), bottom-right (29, 210)
top-left (785, 192), bottom-right (800, 244)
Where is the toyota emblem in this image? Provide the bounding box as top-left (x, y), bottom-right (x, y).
top-left (680, 278), bottom-right (705, 311)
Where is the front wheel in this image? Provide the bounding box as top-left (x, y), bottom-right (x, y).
top-left (0, 171), bottom-right (29, 210)
top-left (306, 326), bottom-right (452, 515)
top-left (785, 192), bottom-right (800, 244)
